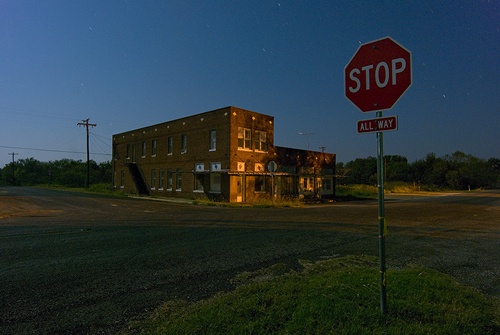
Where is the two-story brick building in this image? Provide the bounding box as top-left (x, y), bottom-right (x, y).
top-left (112, 106), bottom-right (335, 202)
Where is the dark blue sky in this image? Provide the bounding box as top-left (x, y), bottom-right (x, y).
top-left (1, 1), bottom-right (498, 167)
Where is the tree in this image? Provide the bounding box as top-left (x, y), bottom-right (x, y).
top-left (385, 155), bottom-right (410, 182)
top-left (0, 158), bottom-right (113, 187)
top-left (344, 157), bottom-right (377, 184)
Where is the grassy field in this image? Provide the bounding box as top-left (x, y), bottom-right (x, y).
top-left (123, 256), bottom-right (499, 335)
top-left (335, 182), bottom-right (459, 200)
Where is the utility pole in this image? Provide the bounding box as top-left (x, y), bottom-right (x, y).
top-left (77, 118), bottom-right (97, 188)
top-left (8, 152), bottom-right (18, 185)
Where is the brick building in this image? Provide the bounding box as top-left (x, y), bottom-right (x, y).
top-left (112, 106), bottom-right (335, 202)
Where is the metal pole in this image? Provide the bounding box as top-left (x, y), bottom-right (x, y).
top-left (86, 122), bottom-right (90, 188)
top-left (77, 118), bottom-right (96, 188)
top-left (376, 111), bottom-right (387, 314)
top-left (8, 152), bottom-right (18, 186)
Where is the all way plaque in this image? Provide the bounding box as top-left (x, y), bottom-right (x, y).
top-left (357, 115), bottom-right (398, 134)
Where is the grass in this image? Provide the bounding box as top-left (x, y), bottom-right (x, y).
top-left (335, 182), bottom-right (458, 200)
top-left (123, 255), bottom-right (499, 335)
top-left (335, 184), bottom-right (378, 200)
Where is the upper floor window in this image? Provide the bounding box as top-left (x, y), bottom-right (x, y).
top-left (209, 129), bottom-right (216, 151)
top-left (132, 144), bottom-right (137, 162)
top-left (181, 134), bottom-right (187, 154)
top-left (151, 140), bottom-right (157, 157)
top-left (167, 137), bottom-right (173, 155)
top-left (254, 131), bottom-right (268, 151)
top-left (141, 141), bottom-right (146, 158)
top-left (238, 127), bottom-right (252, 150)
top-left (126, 144), bottom-right (130, 159)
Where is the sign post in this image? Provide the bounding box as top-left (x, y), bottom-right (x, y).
top-left (268, 161), bottom-right (277, 199)
top-left (345, 36), bottom-right (412, 315)
top-left (376, 111), bottom-right (387, 314)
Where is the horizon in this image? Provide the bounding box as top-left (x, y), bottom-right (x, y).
top-left (1, 1), bottom-right (498, 167)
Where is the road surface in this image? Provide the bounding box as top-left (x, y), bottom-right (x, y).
top-left (1, 187), bottom-right (498, 334)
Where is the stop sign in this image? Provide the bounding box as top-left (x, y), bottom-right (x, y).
top-left (345, 37), bottom-right (412, 112)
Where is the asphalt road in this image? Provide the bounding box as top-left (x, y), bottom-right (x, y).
top-left (1, 187), bottom-right (499, 334)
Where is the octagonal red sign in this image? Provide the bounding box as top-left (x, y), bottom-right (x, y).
top-left (345, 37), bottom-right (412, 112)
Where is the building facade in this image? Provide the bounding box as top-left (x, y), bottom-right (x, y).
top-left (112, 106), bottom-right (335, 202)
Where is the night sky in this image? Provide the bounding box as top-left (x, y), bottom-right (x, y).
top-left (1, 1), bottom-right (498, 168)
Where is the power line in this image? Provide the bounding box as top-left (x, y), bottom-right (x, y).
top-left (89, 135), bottom-right (110, 158)
top-left (90, 132), bottom-right (112, 148)
top-left (0, 145), bottom-right (111, 156)
top-left (90, 131), bottom-right (112, 143)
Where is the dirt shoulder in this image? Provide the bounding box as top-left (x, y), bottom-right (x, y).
top-left (0, 190), bottom-right (62, 220)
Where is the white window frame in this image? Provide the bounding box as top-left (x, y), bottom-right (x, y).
top-left (176, 168), bottom-right (182, 191)
top-left (167, 169), bottom-right (173, 190)
top-left (120, 170), bottom-right (125, 188)
top-left (151, 139), bottom-right (157, 157)
top-left (159, 168), bottom-right (165, 190)
top-left (238, 127), bottom-right (252, 150)
top-left (151, 169), bottom-right (156, 190)
top-left (167, 137), bottom-right (173, 155)
top-left (141, 141), bottom-right (146, 158)
top-left (181, 134), bottom-right (187, 154)
top-left (209, 129), bottom-right (216, 151)
top-left (254, 130), bottom-right (268, 152)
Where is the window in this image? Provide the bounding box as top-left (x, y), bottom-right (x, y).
top-left (282, 176), bottom-right (296, 195)
top-left (303, 177), bottom-right (314, 192)
top-left (167, 169), bottom-right (173, 190)
top-left (176, 168), bottom-right (182, 190)
top-left (151, 170), bottom-right (156, 190)
top-left (322, 178), bottom-right (332, 191)
top-left (126, 144), bottom-right (130, 159)
top-left (255, 176), bottom-right (265, 192)
top-left (210, 173), bottom-right (221, 193)
top-left (120, 170), bottom-right (125, 188)
top-left (167, 137), bottom-right (173, 155)
top-left (132, 144), bottom-right (136, 162)
top-left (255, 131), bottom-right (268, 151)
top-left (159, 169), bottom-right (164, 189)
top-left (194, 163), bottom-right (204, 192)
top-left (194, 174), bottom-right (204, 192)
top-left (181, 134), bottom-right (187, 154)
top-left (141, 141), bottom-right (146, 158)
top-left (238, 127), bottom-right (252, 150)
top-left (209, 129), bottom-right (216, 151)
top-left (151, 140), bottom-right (157, 157)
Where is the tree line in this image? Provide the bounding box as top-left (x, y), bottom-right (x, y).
top-left (0, 151), bottom-right (498, 190)
top-left (337, 151), bottom-right (499, 190)
top-left (0, 158), bottom-right (111, 187)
